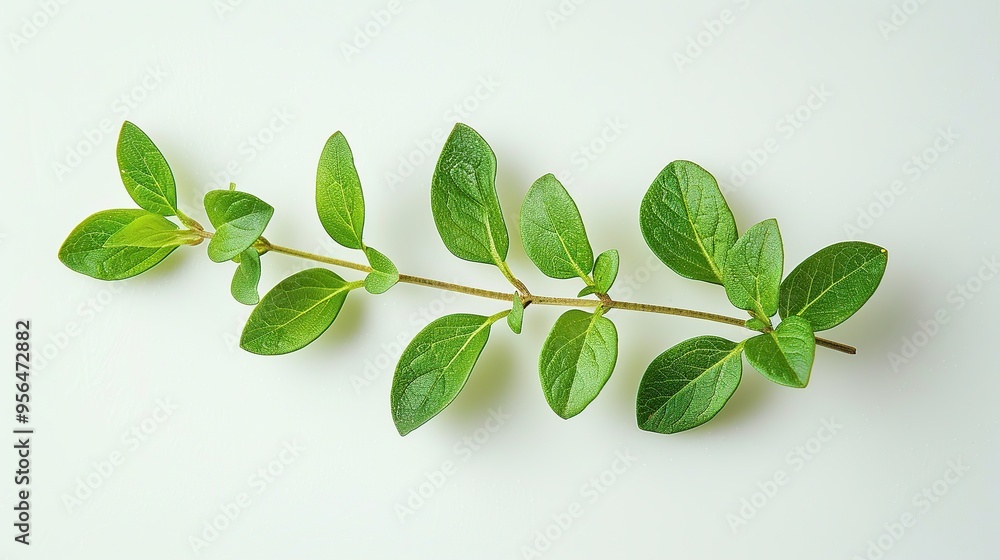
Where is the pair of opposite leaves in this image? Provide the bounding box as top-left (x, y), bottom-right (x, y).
top-left (394, 125), bottom-right (625, 435)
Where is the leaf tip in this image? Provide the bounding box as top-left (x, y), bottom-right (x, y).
top-left (393, 418), bottom-right (414, 437)
top-left (554, 407), bottom-right (577, 420)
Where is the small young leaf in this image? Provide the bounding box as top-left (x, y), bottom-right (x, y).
top-left (636, 336), bottom-right (742, 434)
top-left (430, 123), bottom-right (509, 266)
top-left (391, 313), bottom-right (495, 435)
top-left (507, 293), bottom-right (524, 334)
top-left (519, 173), bottom-right (594, 280)
top-left (363, 246), bottom-right (399, 294)
top-left (778, 241), bottom-right (888, 331)
top-left (744, 316), bottom-right (815, 388)
top-left (103, 213), bottom-right (199, 248)
top-left (204, 190), bottom-right (274, 263)
top-left (539, 309), bottom-right (618, 419)
top-left (316, 132), bottom-right (366, 250)
top-left (58, 209), bottom-right (178, 280)
top-left (231, 247), bottom-right (262, 306)
top-left (240, 268), bottom-right (354, 355)
top-left (117, 122), bottom-right (177, 216)
top-left (639, 161), bottom-right (737, 284)
top-left (745, 317), bottom-right (768, 331)
top-left (724, 218), bottom-right (783, 319)
top-left (592, 249), bottom-right (620, 294)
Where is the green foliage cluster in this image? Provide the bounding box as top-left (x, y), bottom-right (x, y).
top-left (60, 122), bottom-right (887, 435)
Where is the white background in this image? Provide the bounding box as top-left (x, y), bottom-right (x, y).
top-left (2, 1), bottom-right (998, 558)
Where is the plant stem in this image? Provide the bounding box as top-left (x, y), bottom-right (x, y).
top-left (255, 239), bottom-right (856, 355)
top-left (263, 241), bottom-right (371, 273)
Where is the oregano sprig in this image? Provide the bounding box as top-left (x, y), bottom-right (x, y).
top-left (58, 121), bottom-right (888, 436)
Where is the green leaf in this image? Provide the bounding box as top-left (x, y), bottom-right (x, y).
top-left (636, 336), bottom-right (743, 434)
top-left (744, 316), bottom-right (815, 388)
top-left (204, 190), bottom-right (274, 263)
top-left (724, 218), bottom-right (783, 319)
top-left (430, 123), bottom-right (509, 266)
top-left (240, 268), bottom-right (355, 355)
top-left (592, 249), bottom-right (620, 294)
top-left (59, 209), bottom-right (178, 280)
top-left (507, 293), bottom-right (524, 334)
top-left (363, 246), bottom-right (399, 294)
top-left (103, 213), bottom-right (199, 248)
top-left (231, 248), bottom-right (262, 306)
top-left (391, 313), bottom-right (495, 435)
top-left (539, 309), bottom-right (618, 419)
top-left (316, 131), bottom-right (365, 250)
top-left (639, 161), bottom-right (738, 284)
top-left (745, 317), bottom-right (768, 331)
top-left (117, 122), bottom-right (177, 216)
top-left (519, 173), bottom-right (594, 279)
top-left (778, 241), bottom-right (888, 331)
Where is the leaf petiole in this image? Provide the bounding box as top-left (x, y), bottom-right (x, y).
top-left (497, 260), bottom-right (531, 300)
top-left (175, 208), bottom-right (205, 231)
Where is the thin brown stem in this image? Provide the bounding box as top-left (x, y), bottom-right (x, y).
top-left (253, 240), bottom-right (857, 355)
top-left (810, 337), bottom-right (857, 355)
